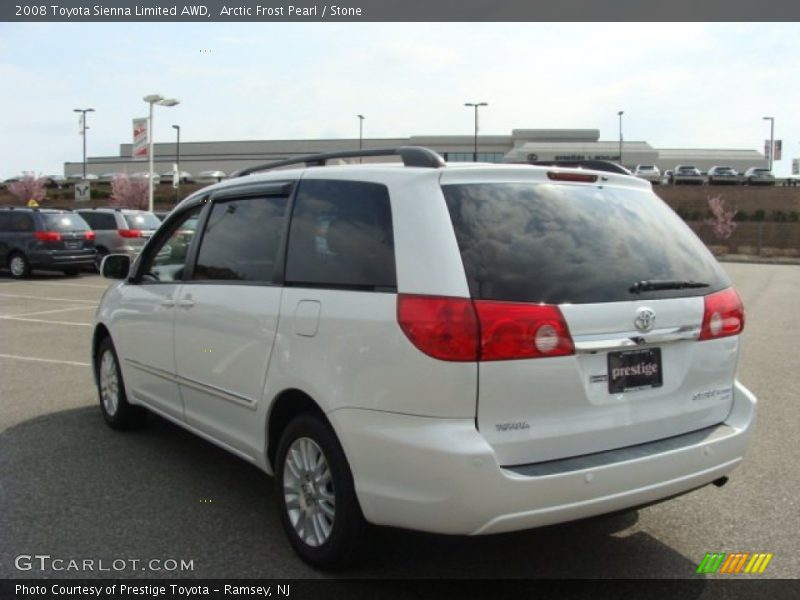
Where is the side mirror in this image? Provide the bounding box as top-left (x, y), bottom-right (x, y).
top-left (101, 254), bottom-right (131, 280)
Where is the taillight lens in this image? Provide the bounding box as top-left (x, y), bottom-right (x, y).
top-left (34, 231), bottom-right (61, 242)
top-left (118, 229), bottom-right (142, 238)
top-left (397, 295), bottom-right (479, 361)
top-left (397, 294), bottom-right (575, 362)
top-left (699, 287), bottom-right (744, 341)
top-left (475, 300), bottom-right (574, 360)
top-left (84, 230), bottom-right (96, 241)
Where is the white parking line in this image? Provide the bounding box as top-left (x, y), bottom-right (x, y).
top-left (0, 306), bottom-right (95, 318)
top-left (0, 353), bottom-right (90, 367)
top-left (0, 316), bottom-right (93, 327)
top-left (0, 293), bottom-right (98, 304)
top-left (0, 280), bottom-right (107, 289)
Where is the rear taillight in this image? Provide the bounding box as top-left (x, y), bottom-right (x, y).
top-left (84, 230), bottom-right (96, 241)
top-left (475, 301), bottom-right (574, 360)
top-left (397, 295), bottom-right (478, 361)
top-left (699, 287), bottom-right (744, 341)
top-left (547, 171), bottom-right (598, 183)
top-left (118, 229), bottom-right (142, 238)
top-left (34, 231), bottom-right (61, 242)
top-left (397, 294), bottom-right (575, 362)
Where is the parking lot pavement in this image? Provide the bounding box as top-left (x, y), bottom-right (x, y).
top-left (1, 265), bottom-right (798, 579)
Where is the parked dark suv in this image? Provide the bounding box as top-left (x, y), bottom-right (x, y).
top-left (0, 207), bottom-right (96, 278)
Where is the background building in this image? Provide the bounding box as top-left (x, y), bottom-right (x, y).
top-left (63, 129), bottom-right (767, 179)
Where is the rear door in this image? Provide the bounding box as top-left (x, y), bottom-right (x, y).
top-left (173, 184), bottom-right (291, 458)
top-left (442, 176), bottom-right (738, 465)
top-left (40, 212), bottom-right (94, 252)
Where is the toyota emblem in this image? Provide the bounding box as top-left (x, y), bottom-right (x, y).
top-left (634, 307), bottom-right (656, 332)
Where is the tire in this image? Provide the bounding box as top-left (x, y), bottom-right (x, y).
top-left (96, 336), bottom-right (147, 430)
top-left (95, 247), bottom-right (109, 272)
top-left (8, 252), bottom-right (31, 279)
top-left (275, 414), bottom-right (368, 570)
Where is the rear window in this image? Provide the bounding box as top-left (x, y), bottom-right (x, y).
top-left (442, 183), bottom-right (730, 304)
top-left (124, 213), bottom-right (161, 230)
top-left (42, 213), bottom-right (90, 232)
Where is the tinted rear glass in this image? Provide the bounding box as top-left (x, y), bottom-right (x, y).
top-left (285, 180), bottom-right (396, 290)
top-left (124, 213), bottom-right (161, 230)
top-left (442, 183), bottom-right (730, 304)
top-left (42, 213), bottom-right (90, 232)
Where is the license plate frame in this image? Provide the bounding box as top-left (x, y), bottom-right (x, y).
top-left (65, 240), bottom-right (81, 250)
top-left (607, 347), bottom-right (663, 394)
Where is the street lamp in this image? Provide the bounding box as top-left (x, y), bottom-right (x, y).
top-left (172, 124), bottom-right (181, 204)
top-left (763, 116), bottom-right (775, 171)
top-left (143, 94), bottom-right (180, 212)
top-left (357, 114), bottom-right (365, 163)
top-left (618, 110), bottom-right (624, 167)
top-left (464, 102), bottom-right (488, 162)
top-left (73, 108), bottom-right (95, 179)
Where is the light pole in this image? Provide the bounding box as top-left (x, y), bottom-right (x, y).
top-left (143, 94), bottom-right (180, 212)
top-left (172, 124), bottom-right (181, 204)
top-left (618, 110), bottom-right (624, 166)
top-left (357, 114), bottom-right (365, 163)
top-left (464, 102), bottom-right (488, 162)
top-left (763, 116), bottom-right (775, 171)
top-left (73, 108), bottom-right (95, 179)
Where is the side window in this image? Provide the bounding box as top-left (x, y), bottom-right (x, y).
top-left (285, 180), bottom-right (396, 290)
top-left (94, 213), bottom-right (118, 230)
top-left (11, 213), bottom-right (34, 232)
top-left (139, 206), bottom-right (203, 283)
top-left (78, 212), bottom-right (95, 228)
top-left (193, 196), bottom-right (287, 282)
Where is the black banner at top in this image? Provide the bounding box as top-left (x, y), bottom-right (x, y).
top-left (3, 0), bottom-right (800, 22)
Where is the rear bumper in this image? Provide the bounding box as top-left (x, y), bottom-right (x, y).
top-left (329, 380), bottom-right (756, 535)
top-left (29, 250), bottom-right (96, 269)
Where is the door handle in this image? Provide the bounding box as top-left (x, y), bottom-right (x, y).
top-left (177, 299), bottom-right (195, 308)
top-left (161, 299), bottom-right (175, 307)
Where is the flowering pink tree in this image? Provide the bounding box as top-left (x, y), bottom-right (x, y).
top-left (110, 174), bottom-right (149, 209)
top-left (706, 195), bottom-right (738, 240)
top-left (8, 173), bottom-right (47, 204)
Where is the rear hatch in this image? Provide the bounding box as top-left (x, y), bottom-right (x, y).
top-left (441, 174), bottom-right (742, 466)
top-left (122, 211), bottom-right (161, 245)
top-left (40, 212), bottom-right (95, 252)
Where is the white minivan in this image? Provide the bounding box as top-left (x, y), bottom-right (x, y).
top-left (93, 147), bottom-right (756, 568)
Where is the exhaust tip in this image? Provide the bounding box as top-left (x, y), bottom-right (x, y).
top-left (712, 476), bottom-right (729, 488)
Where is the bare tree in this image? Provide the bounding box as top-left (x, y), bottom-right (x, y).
top-left (706, 195), bottom-right (738, 240)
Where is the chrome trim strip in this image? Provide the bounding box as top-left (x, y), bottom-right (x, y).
top-left (125, 359), bottom-right (257, 410)
top-left (573, 325), bottom-right (700, 353)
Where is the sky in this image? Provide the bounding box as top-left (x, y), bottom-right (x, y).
top-left (1, 22), bottom-right (799, 179)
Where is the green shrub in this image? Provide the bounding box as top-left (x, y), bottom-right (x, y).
top-left (751, 209), bottom-right (766, 222)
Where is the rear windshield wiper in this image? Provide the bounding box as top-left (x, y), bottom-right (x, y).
top-left (629, 279), bottom-right (710, 294)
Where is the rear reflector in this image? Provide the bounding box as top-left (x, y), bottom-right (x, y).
top-left (474, 300), bottom-right (574, 360)
top-left (118, 229), bottom-right (142, 238)
top-left (397, 294), bottom-right (574, 362)
top-left (547, 171), bottom-right (598, 183)
top-left (699, 287), bottom-right (744, 340)
top-left (34, 231), bottom-right (61, 242)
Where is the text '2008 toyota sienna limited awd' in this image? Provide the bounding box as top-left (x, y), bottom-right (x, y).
top-left (92, 147), bottom-right (756, 569)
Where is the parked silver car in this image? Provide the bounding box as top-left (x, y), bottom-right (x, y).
top-left (707, 166), bottom-right (741, 186)
top-left (743, 167), bottom-right (775, 186)
top-left (673, 165), bottom-right (704, 185)
top-left (76, 207), bottom-right (161, 269)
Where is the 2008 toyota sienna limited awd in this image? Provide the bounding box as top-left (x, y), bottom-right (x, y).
top-left (91, 147), bottom-right (756, 569)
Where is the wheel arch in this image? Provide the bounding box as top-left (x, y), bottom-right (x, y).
top-left (91, 323), bottom-right (111, 384)
top-left (266, 388), bottom-right (334, 472)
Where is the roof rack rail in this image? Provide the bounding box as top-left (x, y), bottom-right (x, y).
top-left (231, 146), bottom-right (446, 178)
top-left (523, 159), bottom-right (632, 176)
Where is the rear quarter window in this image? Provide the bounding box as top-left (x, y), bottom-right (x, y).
top-left (442, 182), bottom-right (730, 304)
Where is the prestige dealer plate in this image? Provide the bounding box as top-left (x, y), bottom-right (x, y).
top-left (607, 347), bottom-right (663, 394)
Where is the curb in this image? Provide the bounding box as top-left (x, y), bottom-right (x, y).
top-left (717, 255), bottom-right (800, 265)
